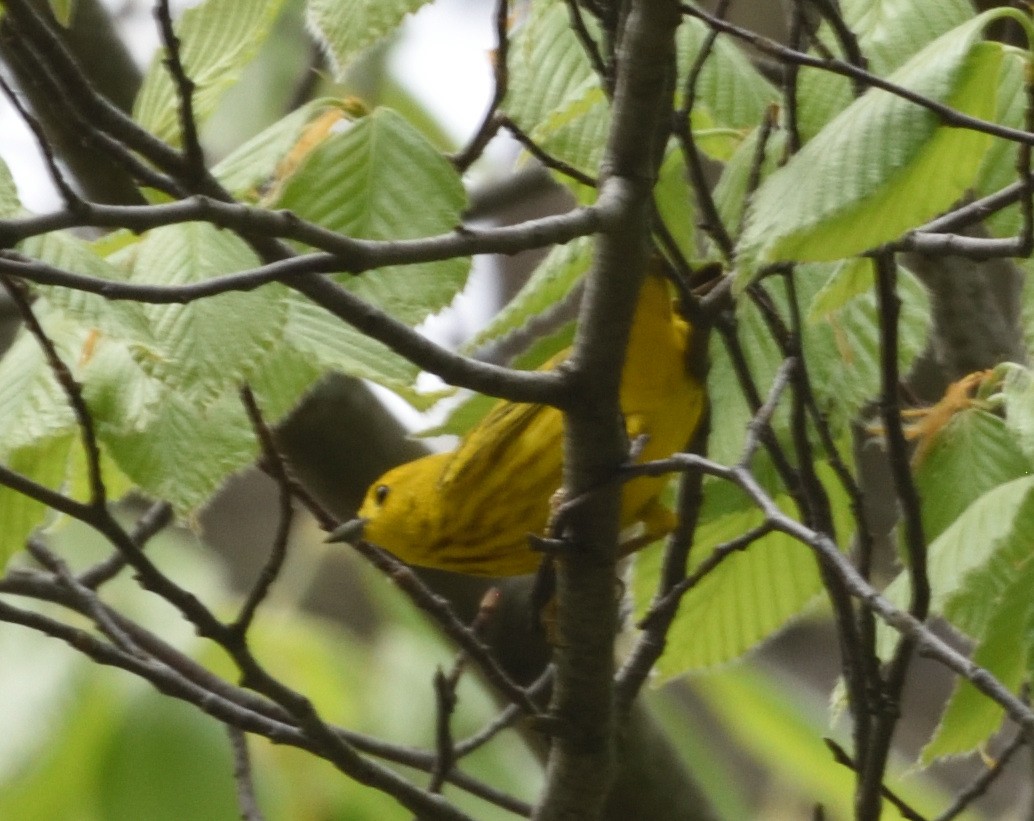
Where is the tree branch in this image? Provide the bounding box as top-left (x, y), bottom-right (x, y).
top-left (535, 2), bottom-right (681, 818)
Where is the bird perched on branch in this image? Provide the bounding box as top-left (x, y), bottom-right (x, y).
top-left (329, 261), bottom-right (705, 576)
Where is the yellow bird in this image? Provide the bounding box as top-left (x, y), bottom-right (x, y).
top-left (330, 265), bottom-right (705, 576)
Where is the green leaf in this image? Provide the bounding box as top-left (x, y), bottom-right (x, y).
top-left (806, 258), bottom-right (873, 320)
top-left (76, 300), bottom-right (270, 514)
top-left (502, 3), bottom-right (612, 182)
top-left (914, 407), bottom-right (1032, 543)
top-left (795, 0), bottom-right (977, 140)
top-left (0, 310), bottom-right (81, 458)
top-left (802, 262), bottom-right (930, 434)
top-left (81, 339), bottom-right (163, 439)
top-left (126, 223), bottom-right (287, 407)
top-left (974, 48), bottom-right (1029, 238)
top-left (282, 294), bottom-right (440, 410)
top-left (0, 434), bottom-right (73, 569)
top-left (0, 156), bottom-right (20, 216)
top-left (945, 481), bottom-right (1034, 641)
top-left (307, 0), bottom-right (432, 76)
top-left (704, 292), bottom-right (783, 465)
top-left (695, 667), bottom-right (952, 819)
top-left (922, 561), bottom-right (1034, 762)
top-left (47, 0), bottom-right (75, 26)
top-left (677, 17), bottom-right (778, 157)
top-left (840, 0), bottom-right (978, 76)
top-left (740, 14), bottom-right (1006, 268)
top-left (711, 125), bottom-right (786, 248)
top-left (133, 0), bottom-right (287, 144)
top-left (19, 231), bottom-right (152, 341)
top-left (276, 108), bottom-right (469, 324)
top-left (1000, 363), bottom-right (1034, 462)
top-left (880, 476), bottom-right (1034, 658)
top-left (654, 149), bottom-right (697, 261)
top-left (707, 264), bottom-right (929, 461)
top-left (64, 432), bottom-right (134, 508)
top-left (637, 460), bottom-right (851, 673)
top-left (794, 68), bottom-right (855, 146)
top-left (243, 340), bottom-right (325, 423)
top-left (506, 2), bottom-right (600, 141)
top-left (530, 87), bottom-right (610, 178)
top-left (212, 98), bottom-right (349, 199)
top-left (101, 383), bottom-right (256, 514)
top-left (463, 237), bottom-right (590, 354)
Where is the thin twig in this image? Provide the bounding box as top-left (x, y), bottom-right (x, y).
top-left (649, 205), bottom-right (696, 287)
top-left (454, 666), bottom-right (553, 758)
top-left (0, 567), bottom-right (530, 814)
top-left (932, 728), bottom-right (1027, 821)
top-left (634, 522), bottom-right (773, 631)
top-left (232, 387), bottom-right (295, 635)
top-left (0, 194), bottom-right (604, 272)
top-left (26, 537), bottom-right (140, 654)
top-left (776, 271), bottom-right (875, 756)
top-left (78, 501), bottom-right (174, 589)
top-left (824, 738), bottom-right (927, 821)
top-left (882, 233), bottom-right (1030, 259)
top-left (857, 252), bottom-right (930, 821)
top-left (886, 182), bottom-right (1030, 248)
top-left (621, 452), bottom-right (1034, 737)
top-left (674, 0), bottom-right (734, 259)
top-left (429, 667), bottom-right (460, 795)
top-left (0, 276), bottom-right (106, 506)
top-left (680, 3), bottom-right (1034, 147)
top-left (1, 0), bottom-right (213, 188)
top-left (780, 290), bottom-right (882, 736)
top-left (0, 72), bottom-right (81, 208)
top-left (0, 248), bottom-right (571, 408)
top-left (228, 727), bottom-right (266, 821)
top-left (0, 458), bottom-right (92, 520)
top-left (428, 588), bottom-right (500, 793)
top-left (800, 0), bottom-right (867, 91)
top-left (615, 357), bottom-right (790, 705)
top-left (781, 4), bottom-right (806, 157)
top-left (714, 312), bottom-right (804, 505)
top-left (154, 0), bottom-right (205, 178)
top-left (451, 0), bottom-right (509, 171)
top-left (286, 39), bottom-right (326, 113)
top-left (0, 591), bottom-right (475, 820)
top-left (563, 0), bottom-right (609, 91)
top-left (347, 540), bottom-right (542, 717)
top-left (500, 116), bottom-right (598, 187)
top-left (739, 356), bottom-right (796, 465)
top-left (0, 5), bottom-right (186, 196)
top-left (737, 103), bottom-right (778, 237)
top-left (1016, 43), bottom-right (1034, 258)
top-left (613, 420), bottom-right (709, 709)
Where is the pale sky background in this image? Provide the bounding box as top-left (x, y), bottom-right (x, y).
top-left (2, 0), bottom-right (502, 203)
top-left (0, 0), bottom-right (521, 430)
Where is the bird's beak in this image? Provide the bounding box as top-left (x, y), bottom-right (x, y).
top-left (326, 517), bottom-right (367, 544)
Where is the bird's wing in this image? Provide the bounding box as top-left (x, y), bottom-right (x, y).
top-left (437, 399), bottom-right (554, 490)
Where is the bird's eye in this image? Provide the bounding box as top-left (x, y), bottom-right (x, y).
top-left (374, 484), bottom-right (390, 505)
